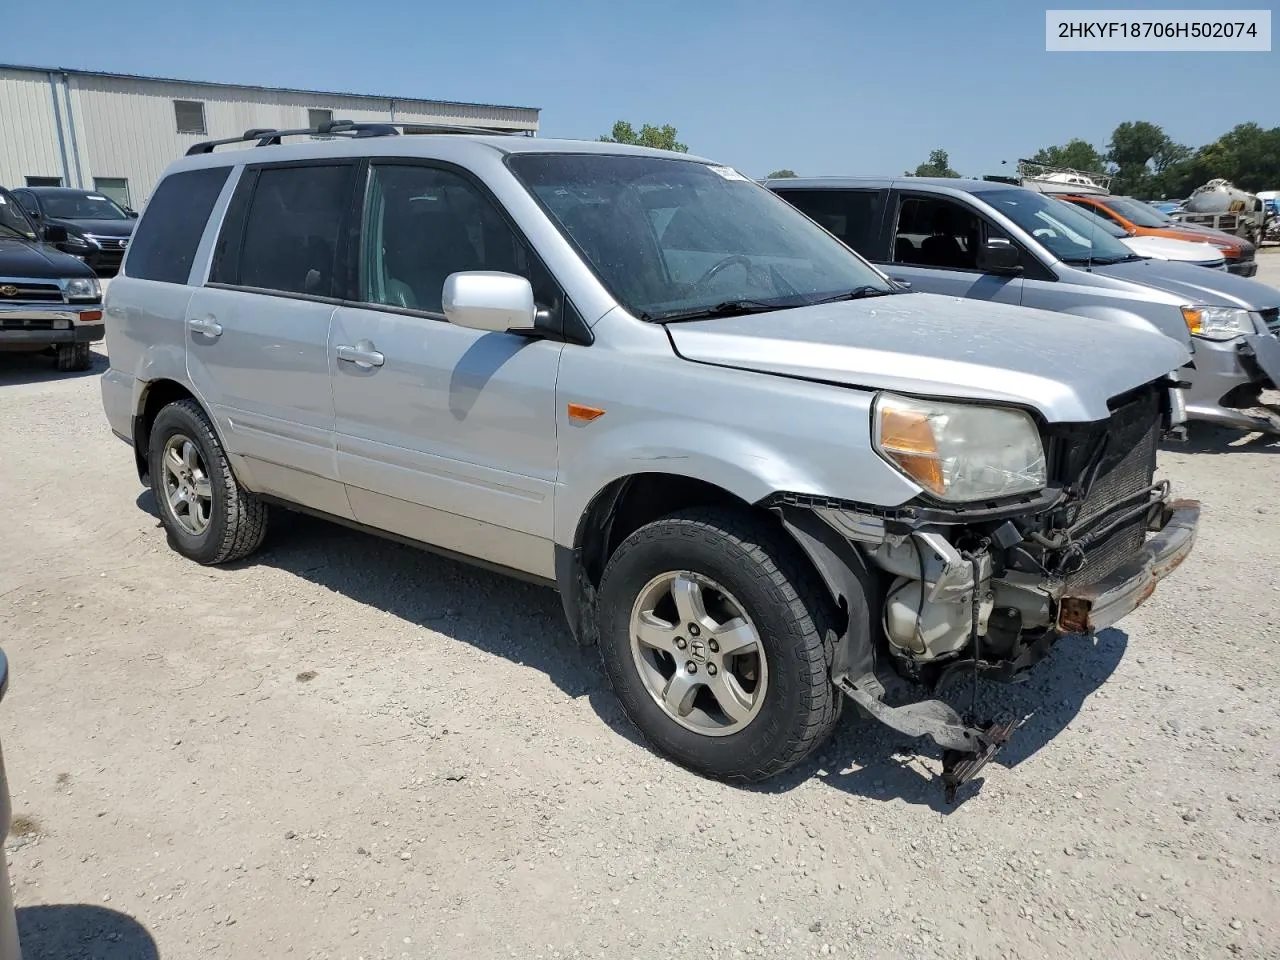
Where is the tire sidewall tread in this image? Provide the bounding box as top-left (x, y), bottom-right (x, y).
top-left (596, 507), bottom-right (841, 783)
top-left (147, 399), bottom-right (267, 565)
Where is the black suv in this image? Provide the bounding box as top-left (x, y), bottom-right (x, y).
top-left (0, 187), bottom-right (104, 371)
top-left (9, 187), bottom-right (137, 278)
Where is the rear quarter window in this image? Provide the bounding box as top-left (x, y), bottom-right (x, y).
top-left (774, 188), bottom-right (886, 259)
top-left (125, 166), bottom-right (231, 284)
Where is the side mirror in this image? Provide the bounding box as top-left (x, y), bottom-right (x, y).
top-left (976, 237), bottom-right (1021, 274)
top-left (442, 271), bottom-right (537, 333)
top-left (42, 224), bottom-right (68, 244)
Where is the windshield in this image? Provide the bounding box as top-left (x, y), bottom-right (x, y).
top-left (1098, 196), bottom-right (1170, 228)
top-left (37, 192), bottom-right (129, 220)
top-left (0, 193), bottom-right (38, 240)
top-left (506, 154), bottom-right (893, 320)
top-left (974, 189), bottom-right (1137, 264)
top-left (1056, 199), bottom-right (1129, 238)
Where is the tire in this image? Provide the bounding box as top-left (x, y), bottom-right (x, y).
top-left (596, 507), bottom-right (842, 783)
top-left (147, 399), bottom-right (268, 565)
top-left (55, 342), bottom-right (92, 372)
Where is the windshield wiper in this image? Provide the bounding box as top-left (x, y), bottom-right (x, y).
top-left (805, 285), bottom-right (899, 305)
top-left (647, 299), bottom-right (790, 323)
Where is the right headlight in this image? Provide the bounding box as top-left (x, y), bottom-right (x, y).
top-left (1180, 305), bottom-right (1253, 341)
top-left (873, 393), bottom-right (1047, 502)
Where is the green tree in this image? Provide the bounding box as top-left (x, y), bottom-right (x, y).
top-left (906, 149), bottom-right (959, 178)
top-left (766, 169), bottom-right (798, 179)
top-left (1029, 138), bottom-right (1106, 174)
top-left (1106, 121), bottom-right (1188, 195)
top-left (598, 121), bottom-right (688, 153)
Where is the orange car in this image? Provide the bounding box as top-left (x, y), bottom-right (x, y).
top-left (1059, 193), bottom-right (1258, 278)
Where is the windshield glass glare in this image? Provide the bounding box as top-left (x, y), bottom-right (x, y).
top-left (975, 189), bottom-right (1136, 263)
top-left (1099, 196), bottom-right (1170, 228)
top-left (1057, 199), bottom-right (1129, 238)
top-left (507, 154), bottom-right (892, 320)
top-left (39, 192), bottom-right (130, 220)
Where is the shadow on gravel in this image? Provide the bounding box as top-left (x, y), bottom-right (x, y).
top-left (0, 348), bottom-right (107, 387)
top-left (759, 629), bottom-right (1129, 813)
top-left (17, 904), bottom-right (159, 959)
top-left (134, 497), bottom-right (616, 710)
top-left (1161, 421), bottom-right (1280, 455)
top-left (132, 494), bottom-right (1131, 798)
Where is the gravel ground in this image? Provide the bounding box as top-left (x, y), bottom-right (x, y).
top-left (2, 253), bottom-right (1278, 960)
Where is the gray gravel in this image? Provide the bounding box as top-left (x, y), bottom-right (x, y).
top-left (2, 253), bottom-right (1278, 959)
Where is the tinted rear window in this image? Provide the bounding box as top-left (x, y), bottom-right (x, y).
top-left (213, 163), bottom-right (354, 297)
top-left (125, 166), bottom-right (230, 284)
top-left (774, 189), bottom-right (886, 258)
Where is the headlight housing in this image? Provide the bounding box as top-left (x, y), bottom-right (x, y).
top-left (873, 394), bottom-right (1047, 502)
top-left (64, 277), bottom-right (101, 301)
top-left (1180, 305), bottom-right (1252, 341)
top-left (62, 234), bottom-right (92, 251)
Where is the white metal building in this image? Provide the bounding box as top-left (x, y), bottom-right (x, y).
top-left (0, 64), bottom-right (540, 209)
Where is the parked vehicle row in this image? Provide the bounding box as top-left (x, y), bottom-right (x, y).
top-left (0, 185), bottom-right (104, 371)
top-left (9, 187), bottom-right (138, 279)
top-left (98, 122), bottom-right (1206, 799)
top-left (766, 176), bottom-right (1280, 436)
top-left (1058, 191), bottom-right (1258, 277)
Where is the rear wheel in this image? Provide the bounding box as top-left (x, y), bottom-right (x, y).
top-left (147, 399), bottom-right (267, 565)
top-left (55, 342), bottom-right (92, 372)
top-left (596, 508), bottom-right (841, 782)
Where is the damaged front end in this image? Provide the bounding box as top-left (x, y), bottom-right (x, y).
top-left (770, 381), bottom-right (1200, 801)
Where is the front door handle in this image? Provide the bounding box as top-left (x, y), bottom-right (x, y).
top-left (336, 340), bottom-right (385, 369)
top-left (187, 316), bottom-right (223, 338)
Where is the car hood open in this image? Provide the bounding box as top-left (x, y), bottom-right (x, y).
top-left (665, 292), bottom-right (1189, 424)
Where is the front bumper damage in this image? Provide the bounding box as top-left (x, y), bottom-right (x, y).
top-left (771, 385), bottom-right (1200, 801)
top-left (805, 498), bottom-right (1199, 802)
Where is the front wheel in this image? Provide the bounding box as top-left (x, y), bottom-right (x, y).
top-left (596, 508), bottom-right (841, 782)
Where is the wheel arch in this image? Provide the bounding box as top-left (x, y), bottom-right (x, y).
top-left (554, 470), bottom-right (871, 654)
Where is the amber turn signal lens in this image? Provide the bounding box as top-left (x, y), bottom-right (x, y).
top-left (877, 407), bottom-right (945, 495)
top-left (567, 402), bottom-right (605, 423)
top-left (78, 310), bottom-right (103, 322)
top-left (1181, 306), bottom-right (1202, 336)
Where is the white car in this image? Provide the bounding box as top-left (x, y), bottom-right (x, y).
top-left (1057, 199), bottom-right (1226, 269)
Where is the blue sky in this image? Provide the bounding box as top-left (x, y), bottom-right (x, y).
top-left (7, 0), bottom-right (1276, 178)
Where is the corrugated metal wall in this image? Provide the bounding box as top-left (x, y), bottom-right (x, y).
top-left (0, 68), bottom-right (71, 186)
top-left (0, 67), bottom-right (539, 205)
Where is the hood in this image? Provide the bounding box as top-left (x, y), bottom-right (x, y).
top-left (665, 293), bottom-right (1189, 424)
top-left (0, 236), bottom-right (96, 279)
top-left (1120, 235), bottom-right (1224, 265)
top-left (1169, 221), bottom-right (1254, 252)
top-left (1096, 258), bottom-right (1279, 310)
top-left (47, 217), bottom-right (135, 238)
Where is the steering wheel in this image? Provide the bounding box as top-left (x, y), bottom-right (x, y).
top-left (694, 254), bottom-right (753, 288)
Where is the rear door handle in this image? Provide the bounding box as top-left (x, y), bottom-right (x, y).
top-left (336, 340), bottom-right (385, 369)
top-left (187, 316), bottom-right (223, 338)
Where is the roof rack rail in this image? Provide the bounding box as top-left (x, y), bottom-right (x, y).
top-left (186, 118), bottom-right (533, 156)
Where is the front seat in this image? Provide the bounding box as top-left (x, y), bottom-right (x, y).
top-left (920, 207), bottom-right (966, 268)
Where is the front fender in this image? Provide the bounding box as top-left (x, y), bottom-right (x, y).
top-left (1062, 303), bottom-right (1189, 348)
top-left (553, 419), bottom-right (825, 546)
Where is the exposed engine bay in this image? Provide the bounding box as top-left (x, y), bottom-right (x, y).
top-left (771, 379), bottom-right (1200, 801)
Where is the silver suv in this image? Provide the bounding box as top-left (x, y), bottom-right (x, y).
top-left (767, 177), bottom-right (1280, 436)
top-left (100, 124), bottom-right (1199, 797)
